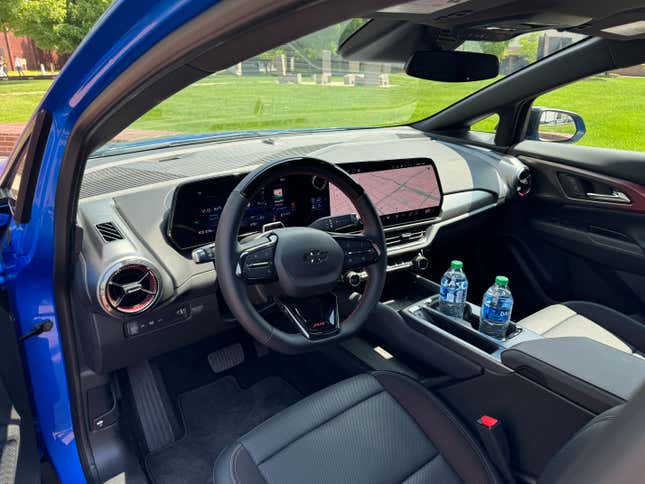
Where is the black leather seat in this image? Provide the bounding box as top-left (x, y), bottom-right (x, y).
top-left (214, 371), bottom-right (645, 484)
top-left (213, 372), bottom-right (501, 484)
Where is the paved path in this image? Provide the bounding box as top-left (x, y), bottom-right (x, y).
top-left (0, 122), bottom-right (178, 156)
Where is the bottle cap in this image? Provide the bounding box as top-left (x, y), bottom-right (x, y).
top-left (450, 260), bottom-right (463, 269)
top-left (495, 275), bottom-right (509, 286)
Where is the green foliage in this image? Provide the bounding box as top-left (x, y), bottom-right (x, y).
top-left (515, 33), bottom-right (540, 63)
top-left (11, 0), bottom-right (111, 53)
top-left (0, 0), bottom-right (20, 29)
top-left (478, 41), bottom-right (511, 59)
top-left (338, 18), bottom-right (367, 45)
top-left (290, 22), bottom-right (346, 59)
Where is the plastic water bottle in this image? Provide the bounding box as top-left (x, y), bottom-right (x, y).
top-left (480, 276), bottom-right (514, 339)
top-left (439, 260), bottom-right (468, 318)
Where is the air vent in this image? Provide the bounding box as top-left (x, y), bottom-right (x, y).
top-left (98, 260), bottom-right (161, 316)
top-left (516, 167), bottom-right (532, 198)
top-left (96, 222), bottom-right (124, 242)
top-left (386, 230), bottom-right (425, 248)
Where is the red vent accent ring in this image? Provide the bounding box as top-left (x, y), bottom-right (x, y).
top-left (98, 260), bottom-right (161, 316)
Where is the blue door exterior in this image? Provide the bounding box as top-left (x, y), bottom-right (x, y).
top-left (1, 1), bottom-right (220, 481)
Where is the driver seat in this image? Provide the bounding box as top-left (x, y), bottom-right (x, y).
top-left (214, 371), bottom-right (645, 484)
top-left (214, 372), bottom-right (497, 484)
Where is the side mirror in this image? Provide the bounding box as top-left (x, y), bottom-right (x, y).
top-left (527, 107), bottom-right (586, 143)
top-left (405, 51), bottom-right (499, 82)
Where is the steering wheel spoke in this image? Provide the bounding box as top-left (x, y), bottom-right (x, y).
top-left (275, 293), bottom-right (340, 340)
top-left (331, 233), bottom-right (384, 271)
top-left (235, 234), bottom-right (278, 284)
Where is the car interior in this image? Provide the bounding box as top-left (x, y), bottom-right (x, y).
top-left (28, 0), bottom-right (645, 483)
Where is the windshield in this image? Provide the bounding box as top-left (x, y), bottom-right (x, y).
top-left (101, 20), bottom-right (584, 151)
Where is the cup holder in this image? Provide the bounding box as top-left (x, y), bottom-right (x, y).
top-left (423, 296), bottom-right (521, 345)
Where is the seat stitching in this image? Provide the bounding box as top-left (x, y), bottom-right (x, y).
top-left (398, 453), bottom-right (440, 483)
top-left (238, 375), bottom-right (381, 447)
top-left (560, 414), bottom-right (618, 452)
top-left (382, 381), bottom-right (499, 484)
top-left (424, 398), bottom-right (498, 484)
top-left (230, 444), bottom-right (242, 484)
top-left (543, 313), bottom-right (579, 335)
top-left (545, 315), bottom-right (631, 351)
top-left (256, 389), bottom-right (385, 466)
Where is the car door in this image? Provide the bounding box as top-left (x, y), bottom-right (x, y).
top-left (0, 120), bottom-right (49, 484)
top-left (503, 70), bottom-right (645, 321)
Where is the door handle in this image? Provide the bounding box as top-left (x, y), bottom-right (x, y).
top-left (585, 190), bottom-right (631, 204)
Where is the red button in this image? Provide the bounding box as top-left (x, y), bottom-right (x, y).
top-left (480, 415), bottom-right (498, 429)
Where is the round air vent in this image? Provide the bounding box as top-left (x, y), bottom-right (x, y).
top-left (98, 259), bottom-right (161, 316)
top-left (516, 167), bottom-right (532, 197)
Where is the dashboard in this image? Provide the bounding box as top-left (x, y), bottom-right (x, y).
top-left (167, 159), bottom-right (443, 250)
top-left (73, 126), bottom-right (530, 373)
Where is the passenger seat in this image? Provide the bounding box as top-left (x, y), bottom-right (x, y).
top-left (519, 301), bottom-right (645, 356)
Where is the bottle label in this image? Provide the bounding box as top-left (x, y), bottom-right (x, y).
top-left (440, 277), bottom-right (468, 304)
top-left (481, 296), bottom-right (513, 323)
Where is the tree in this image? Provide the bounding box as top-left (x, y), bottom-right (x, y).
top-left (515, 33), bottom-right (540, 63)
top-left (478, 40), bottom-right (511, 59)
top-left (0, 0), bottom-right (20, 29)
top-left (11, 0), bottom-right (112, 54)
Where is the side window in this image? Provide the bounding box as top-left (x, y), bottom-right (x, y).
top-left (528, 67), bottom-right (644, 152)
top-left (8, 147), bottom-right (29, 200)
top-left (470, 113), bottom-right (499, 134)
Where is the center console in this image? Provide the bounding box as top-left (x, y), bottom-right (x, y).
top-left (375, 272), bottom-right (645, 415)
top-left (400, 278), bottom-right (541, 373)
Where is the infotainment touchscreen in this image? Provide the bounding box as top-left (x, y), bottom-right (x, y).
top-left (330, 159), bottom-right (442, 226)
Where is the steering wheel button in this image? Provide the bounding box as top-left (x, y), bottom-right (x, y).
top-left (243, 262), bottom-right (275, 281)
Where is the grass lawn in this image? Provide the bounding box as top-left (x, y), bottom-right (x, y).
top-left (1, 74), bottom-right (643, 151)
top-left (0, 80), bottom-right (52, 122)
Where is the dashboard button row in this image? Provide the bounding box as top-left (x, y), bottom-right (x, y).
top-left (124, 304), bottom-right (190, 338)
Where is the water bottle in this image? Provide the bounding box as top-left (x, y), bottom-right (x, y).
top-left (439, 260), bottom-right (468, 318)
top-left (480, 276), bottom-right (514, 339)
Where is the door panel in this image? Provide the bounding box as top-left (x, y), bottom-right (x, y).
top-left (502, 145), bottom-right (645, 321)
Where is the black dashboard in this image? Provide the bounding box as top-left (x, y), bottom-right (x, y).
top-left (167, 158), bottom-right (443, 251)
top-left (74, 126), bottom-right (530, 373)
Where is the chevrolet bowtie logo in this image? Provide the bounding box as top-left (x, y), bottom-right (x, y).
top-left (304, 249), bottom-right (328, 264)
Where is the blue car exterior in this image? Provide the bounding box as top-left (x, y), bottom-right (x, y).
top-left (0, 1), bottom-right (221, 481)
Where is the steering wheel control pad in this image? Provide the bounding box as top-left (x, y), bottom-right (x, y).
top-left (238, 235), bottom-right (278, 282)
top-left (272, 227), bottom-right (344, 298)
top-left (333, 235), bottom-right (381, 270)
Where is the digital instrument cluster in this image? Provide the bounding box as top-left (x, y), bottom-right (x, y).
top-left (167, 158), bottom-right (442, 251)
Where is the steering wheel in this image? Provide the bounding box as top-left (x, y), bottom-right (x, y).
top-left (215, 158), bottom-right (387, 354)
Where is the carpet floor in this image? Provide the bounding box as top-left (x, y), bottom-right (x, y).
top-left (145, 376), bottom-right (301, 484)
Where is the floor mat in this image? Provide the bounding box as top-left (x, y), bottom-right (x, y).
top-left (145, 376), bottom-right (301, 484)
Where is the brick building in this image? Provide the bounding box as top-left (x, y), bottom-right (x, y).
top-left (1, 29), bottom-right (62, 73)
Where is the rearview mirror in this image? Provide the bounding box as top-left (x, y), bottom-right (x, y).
top-left (405, 51), bottom-right (499, 82)
top-left (527, 107), bottom-right (586, 143)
